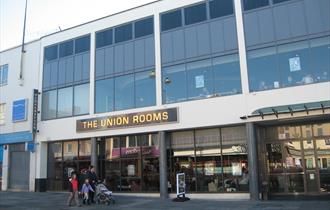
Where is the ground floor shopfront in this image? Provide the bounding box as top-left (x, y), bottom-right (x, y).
top-left (46, 119), bottom-right (330, 199)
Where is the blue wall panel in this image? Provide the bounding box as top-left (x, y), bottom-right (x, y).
top-left (185, 27), bottom-right (198, 58)
top-left (196, 23), bottom-right (211, 56)
top-left (210, 20), bottom-right (225, 53)
top-left (145, 37), bottom-right (155, 67)
top-left (319, 0), bottom-right (330, 31)
top-left (134, 39), bottom-right (145, 68)
top-left (258, 9), bottom-right (275, 44)
top-left (50, 61), bottom-right (58, 88)
top-left (58, 59), bottom-right (66, 86)
top-left (42, 63), bottom-right (51, 89)
top-left (273, 5), bottom-right (291, 40)
top-left (288, 1), bottom-right (307, 37)
top-left (223, 18), bottom-right (238, 50)
top-left (65, 57), bottom-right (74, 84)
top-left (104, 47), bottom-right (114, 76)
top-left (244, 12), bottom-right (260, 46)
top-left (74, 54), bottom-right (83, 82)
top-left (95, 49), bottom-right (105, 78)
top-left (305, 0), bottom-right (323, 34)
top-left (124, 42), bottom-right (134, 71)
top-left (172, 29), bottom-right (185, 62)
top-left (161, 33), bottom-right (173, 64)
top-left (82, 52), bottom-right (90, 80)
top-left (114, 45), bottom-right (124, 73)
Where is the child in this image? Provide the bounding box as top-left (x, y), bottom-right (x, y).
top-left (67, 173), bottom-right (81, 207)
top-left (81, 178), bottom-right (94, 205)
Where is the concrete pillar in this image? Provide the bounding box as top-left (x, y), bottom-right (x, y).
top-left (159, 131), bottom-right (168, 199)
top-left (1, 145), bottom-right (9, 191)
top-left (35, 142), bottom-right (48, 192)
top-left (246, 122), bottom-right (259, 200)
top-left (91, 137), bottom-right (98, 176)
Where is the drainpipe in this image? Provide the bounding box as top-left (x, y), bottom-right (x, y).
top-left (19, 0), bottom-right (28, 86)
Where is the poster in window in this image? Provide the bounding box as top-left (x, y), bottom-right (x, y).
top-left (232, 162), bottom-right (242, 176)
top-left (289, 56), bottom-right (301, 72)
top-left (204, 162), bottom-right (215, 176)
top-left (127, 165), bottom-right (135, 176)
top-left (195, 75), bottom-right (204, 88)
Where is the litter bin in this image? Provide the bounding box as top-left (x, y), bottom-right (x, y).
top-left (261, 181), bottom-right (269, 200)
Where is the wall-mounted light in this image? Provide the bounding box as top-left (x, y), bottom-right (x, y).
top-left (149, 70), bottom-right (156, 78)
top-left (164, 77), bottom-right (171, 84)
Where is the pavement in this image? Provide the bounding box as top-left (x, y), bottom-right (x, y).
top-left (0, 191), bottom-right (329, 210)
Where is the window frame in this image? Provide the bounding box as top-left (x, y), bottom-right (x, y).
top-left (0, 64), bottom-right (8, 86)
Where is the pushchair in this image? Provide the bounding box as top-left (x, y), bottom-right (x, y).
top-left (95, 182), bottom-right (115, 205)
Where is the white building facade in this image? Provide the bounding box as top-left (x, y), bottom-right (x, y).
top-left (1, 0), bottom-right (330, 200)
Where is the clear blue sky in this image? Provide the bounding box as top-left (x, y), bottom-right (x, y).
top-left (0, 0), bottom-right (155, 51)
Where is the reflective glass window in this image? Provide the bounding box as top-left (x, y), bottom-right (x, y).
top-left (0, 64), bottom-right (8, 85)
top-left (186, 59), bottom-right (214, 99)
top-left (135, 70), bottom-right (156, 108)
top-left (75, 35), bottom-right (90, 54)
top-left (73, 83), bottom-right (89, 115)
top-left (209, 0), bottom-right (234, 19)
top-left (135, 17), bottom-right (154, 38)
top-left (247, 47), bottom-right (280, 92)
top-left (273, 0), bottom-right (291, 4)
top-left (79, 140), bottom-right (91, 159)
top-left (162, 64), bottom-right (187, 103)
top-left (243, 0), bottom-right (269, 11)
top-left (213, 54), bottom-right (242, 96)
top-left (115, 23), bottom-right (133, 43)
top-left (63, 141), bottom-right (78, 161)
top-left (310, 36), bottom-right (330, 83)
top-left (161, 9), bottom-right (182, 31)
top-left (184, 3), bottom-right (207, 25)
top-left (59, 40), bottom-right (73, 58)
top-left (278, 41), bottom-right (311, 87)
top-left (95, 78), bottom-right (114, 113)
top-left (57, 87), bottom-right (73, 117)
top-left (42, 90), bottom-right (57, 120)
top-left (96, 29), bottom-right (113, 48)
top-left (44, 45), bottom-right (58, 61)
top-left (115, 74), bottom-right (134, 110)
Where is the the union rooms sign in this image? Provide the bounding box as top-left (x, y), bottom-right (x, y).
top-left (76, 108), bottom-right (178, 132)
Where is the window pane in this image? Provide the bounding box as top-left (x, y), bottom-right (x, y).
top-left (74, 83), bottom-right (89, 115)
top-left (42, 90), bottom-right (57, 120)
top-left (96, 29), bottom-right (113, 48)
top-left (310, 36), bottom-right (330, 83)
top-left (247, 47), bottom-right (280, 92)
top-left (79, 140), bottom-right (91, 159)
top-left (63, 141), bottom-right (78, 161)
top-left (135, 70), bottom-right (156, 108)
top-left (44, 45), bottom-right (58, 61)
top-left (115, 23), bottom-right (133, 43)
top-left (213, 54), bottom-right (242, 96)
top-left (273, 0), bottom-right (290, 4)
top-left (57, 87), bottom-right (73, 117)
top-left (59, 40), bottom-right (73, 58)
top-left (161, 9), bottom-right (182, 31)
top-left (243, 0), bottom-right (269, 11)
top-left (75, 35), bottom-right (90, 54)
top-left (163, 64), bottom-right (187, 103)
top-left (95, 78), bottom-right (114, 113)
top-left (0, 64), bottom-right (8, 85)
top-left (184, 3), bottom-right (207, 25)
top-left (186, 59), bottom-right (214, 99)
top-left (115, 74), bottom-right (135, 110)
top-left (209, 0), bottom-right (234, 19)
top-left (135, 17), bottom-right (154, 38)
top-left (278, 41), bottom-right (311, 88)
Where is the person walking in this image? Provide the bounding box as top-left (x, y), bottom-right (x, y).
top-left (67, 173), bottom-right (81, 207)
top-left (87, 165), bottom-right (98, 203)
top-left (81, 178), bottom-right (94, 205)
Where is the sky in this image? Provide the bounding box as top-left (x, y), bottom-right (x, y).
top-left (0, 0), bottom-right (156, 51)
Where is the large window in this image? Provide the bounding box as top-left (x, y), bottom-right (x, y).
top-left (243, 0), bottom-right (269, 11)
top-left (209, 0), bottom-right (234, 19)
top-left (135, 70), bottom-right (156, 108)
top-left (57, 87), bottom-right (73, 118)
top-left (169, 126), bottom-right (249, 193)
top-left (163, 54), bottom-right (241, 104)
top-left (0, 64), bottom-right (8, 86)
top-left (73, 83), bottom-right (89, 115)
top-left (161, 9), bottom-right (182, 31)
top-left (75, 35), bottom-right (90, 54)
top-left (134, 17), bottom-right (154, 38)
top-left (115, 23), bottom-right (133, 43)
top-left (95, 78), bottom-right (114, 113)
top-left (309, 37), bottom-right (330, 83)
top-left (59, 40), bottom-right (73, 58)
top-left (184, 3), bottom-right (207, 25)
top-left (42, 90), bottom-right (57, 120)
top-left (114, 74), bottom-right (135, 110)
top-left (44, 45), bottom-right (58, 62)
top-left (96, 29), bottom-right (113, 49)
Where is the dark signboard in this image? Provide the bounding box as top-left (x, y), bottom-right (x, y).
top-left (32, 89), bottom-right (39, 140)
top-left (176, 173), bottom-right (185, 196)
top-left (76, 108), bottom-right (178, 132)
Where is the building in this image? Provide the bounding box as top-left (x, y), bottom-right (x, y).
top-left (0, 0), bottom-right (330, 200)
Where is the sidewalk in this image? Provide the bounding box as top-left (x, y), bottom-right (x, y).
top-left (0, 191), bottom-right (329, 210)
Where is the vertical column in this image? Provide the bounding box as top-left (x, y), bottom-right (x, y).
top-left (1, 145), bottom-right (9, 191)
top-left (91, 137), bottom-right (98, 176)
top-left (35, 142), bottom-right (47, 192)
top-left (89, 32), bottom-right (96, 114)
top-left (234, 0), bottom-right (250, 94)
top-left (246, 122), bottom-right (259, 200)
top-left (154, 12), bottom-right (163, 106)
top-left (159, 131), bottom-right (168, 199)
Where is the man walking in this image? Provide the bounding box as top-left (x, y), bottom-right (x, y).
top-left (87, 165), bottom-right (98, 203)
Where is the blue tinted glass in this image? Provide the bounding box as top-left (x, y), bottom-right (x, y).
top-left (75, 35), bottom-right (90, 54)
top-left (273, 0), bottom-right (290, 4)
top-left (135, 17), bottom-right (154, 38)
top-left (243, 0), bottom-right (269, 11)
top-left (0, 65), bottom-right (8, 85)
top-left (74, 83), bottom-right (89, 115)
top-left (162, 64), bottom-right (187, 103)
top-left (184, 3), bottom-right (207, 25)
top-left (42, 90), bottom-right (57, 120)
top-left (247, 47), bottom-right (280, 92)
top-left (161, 9), bottom-right (182, 31)
top-left (59, 40), bottom-right (73, 58)
top-left (310, 37), bottom-right (330, 83)
top-left (95, 78), bottom-right (114, 113)
top-left (115, 23), bottom-right (133, 43)
top-left (186, 60), bottom-right (214, 99)
top-left (115, 74), bottom-right (134, 110)
top-left (213, 54), bottom-right (242, 95)
top-left (96, 29), bottom-right (113, 48)
top-left (57, 87), bottom-right (73, 117)
top-left (278, 41), bottom-right (311, 88)
top-left (135, 70), bottom-right (156, 108)
top-left (44, 45), bottom-right (58, 61)
top-left (209, 0), bottom-right (234, 19)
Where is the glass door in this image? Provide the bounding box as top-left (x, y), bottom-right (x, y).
top-left (302, 139), bottom-right (319, 193)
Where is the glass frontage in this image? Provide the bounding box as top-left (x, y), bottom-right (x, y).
top-left (261, 122), bottom-right (330, 194)
top-left (168, 126), bottom-right (249, 193)
top-left (47, 139), bottom-right (91, 191)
